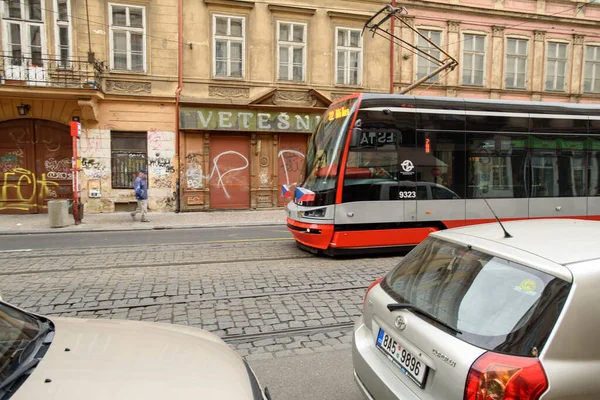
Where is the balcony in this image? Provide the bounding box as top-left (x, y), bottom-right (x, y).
top-left (0, 53), bottom-right (104, 91)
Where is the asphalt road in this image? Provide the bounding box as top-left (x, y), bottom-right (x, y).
top-left (250, 349), bottom-right (364, 400)
top-left (0, 225), bottom-right (293, 251)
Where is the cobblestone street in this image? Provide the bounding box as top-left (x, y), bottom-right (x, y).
top-left (0, 234), bottom-right (402, 362)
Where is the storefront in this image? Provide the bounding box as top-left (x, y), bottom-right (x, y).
top-left (179, 101), bottom-right (327, 210)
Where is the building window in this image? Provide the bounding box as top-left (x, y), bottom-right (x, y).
top-left (335, 27), bottom-right (362, 86)
top-left (277, 22), bottom-right (306, 81)
top-left (54, 0), bottom-right (71, 67)
top-left (111, 132), bottom-right (147, 189)
top-left (462, 34), bottom-right (485, 86)
top-left (213, 15), bottom-right (245, 78)
top-left (2, 0), bottom-right (45, 67)
top-left (505, 38), bottom-right (528, 89)
top-left (109, 4), bottom-right (146, 72)
top-left (584, 45), bottom-right (600, 93)
top-left (545, 42), bottom-right (567, 92)
top-left (416, 29), bottom-right (442, 83)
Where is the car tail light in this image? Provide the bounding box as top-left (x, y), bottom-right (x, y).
top-left (363, 276), bottom-right (384, 312)
top-left (464, 352), bottom-right (548, 400)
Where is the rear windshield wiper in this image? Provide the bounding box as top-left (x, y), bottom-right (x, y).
top-left (387, 303), bottom-right (462, 335)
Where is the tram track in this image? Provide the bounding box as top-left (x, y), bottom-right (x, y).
top-left (0, 253), bottom-right (315, 276)
top-left (222, 322), bottom-right (355, 344)
top-left (0, 238), bottom-right (296, 260)
top-left (40, 284), bottom-right (369, 315)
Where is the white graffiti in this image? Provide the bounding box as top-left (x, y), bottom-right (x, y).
top-left (278, 149), bottom-right (305, 186)
top-left (45, 157), bottom-right (71, 172)
top-left (208, 151), bottom-right (249, 198)
top-left (47, 171), bottom-right (72, 180)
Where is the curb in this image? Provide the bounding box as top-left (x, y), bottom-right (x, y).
top-left (0, 221), bottom-right (287, 236)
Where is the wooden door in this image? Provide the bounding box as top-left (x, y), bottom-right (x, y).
top-left (278, 133), bottom-right (307, 206)
top-left (209, 135), bottom-right (250, 209)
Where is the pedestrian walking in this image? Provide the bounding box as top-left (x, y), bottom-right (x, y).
top-left (131, 169), bottom-right (149, 222)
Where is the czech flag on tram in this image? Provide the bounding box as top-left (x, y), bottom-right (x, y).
top-left (281, 184), bottom-right (292, 198)
top-left (295, 187), bottom-right (315, 202)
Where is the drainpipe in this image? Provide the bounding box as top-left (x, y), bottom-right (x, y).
top-left (175, 0), bottom-right (183, 212)
top-left (389, 0), bottom-right (396, 94)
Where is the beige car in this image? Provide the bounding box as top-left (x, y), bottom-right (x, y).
top-left (0, 301), bottom-right (271, 400)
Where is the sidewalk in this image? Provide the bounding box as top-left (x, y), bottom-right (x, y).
top-left (0, 209), bottom-right (288, 235)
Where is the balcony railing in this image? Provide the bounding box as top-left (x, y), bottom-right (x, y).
top-left (0, 53), bottom-right (104, 91)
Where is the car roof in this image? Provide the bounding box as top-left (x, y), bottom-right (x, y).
top-left (433, 218), bottom-right (600, 269)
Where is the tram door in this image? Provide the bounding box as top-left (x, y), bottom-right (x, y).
top-left (397, 129), bottom-right (417, 223)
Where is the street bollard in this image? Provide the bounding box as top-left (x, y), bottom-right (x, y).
top-left (48, 200), bottom-right (69, 228)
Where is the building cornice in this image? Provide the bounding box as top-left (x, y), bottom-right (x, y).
top-left (268, 4), bottom-right (316, 15)
top-left (403, 0), bottom-right (598, 28)
top-left (327, 10), bottom-right (374, 21)
top-left (204, 0), bottom-right (255, 9)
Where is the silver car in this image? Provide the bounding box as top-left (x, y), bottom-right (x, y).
top-left (353, 218), bottom-right (600, 400)
top-left (0, 300), bottom-right (271, 400)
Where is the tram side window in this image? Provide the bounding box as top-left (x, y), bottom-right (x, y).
top-left (415, 131), bottom-right (466, 199)
top-left (343, 143), bottom-right (399, 202)
top-left (589, 148), bottom-right (600, 196)
top-left (530, 137), bottom-right (585, 198)
top-left (467, 134), bottom-right (528, 199)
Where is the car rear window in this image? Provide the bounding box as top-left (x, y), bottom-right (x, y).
top-left (381, 237), bottom-right (571, 357)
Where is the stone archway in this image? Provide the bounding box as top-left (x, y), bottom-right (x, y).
top-left (0, 119), bottom-right (73, 214)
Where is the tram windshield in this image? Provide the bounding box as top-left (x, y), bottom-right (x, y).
top-left (298, 97), bottom-right (358, 205)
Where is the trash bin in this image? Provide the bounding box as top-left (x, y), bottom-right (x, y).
top-left (48, 200), bottom-right (69, 228)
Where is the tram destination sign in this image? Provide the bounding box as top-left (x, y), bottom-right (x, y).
top-left (355, 130), bottom-right (401, 147)
top-left (180, 107), bottom-right (322, 132)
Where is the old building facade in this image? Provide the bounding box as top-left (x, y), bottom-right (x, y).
top-left (1, 0), bottom-right (599, 214)
top-left (0, 0), bottom-right (178, 214)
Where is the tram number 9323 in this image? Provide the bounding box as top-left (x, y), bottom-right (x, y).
top-left (398, 191), bottom-right (417, 199)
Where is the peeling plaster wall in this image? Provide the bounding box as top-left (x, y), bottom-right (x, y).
top-left (80, 129), bottom-right (177, 213)
top-left (147, 130), bottom-right (177, 212)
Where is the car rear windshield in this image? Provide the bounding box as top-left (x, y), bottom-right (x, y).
top-left (381, 237), bottom-right (571, 357)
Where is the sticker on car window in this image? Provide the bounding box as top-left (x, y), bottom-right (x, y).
top-left (514, 279), bottom-right (538, 296)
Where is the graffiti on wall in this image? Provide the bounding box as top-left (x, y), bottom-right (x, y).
top-left (148, 155), bottom-right (175, 189)
top-left (0, 168), bottom-right (64, 211)
top-left (148, 129), bottom-right (164, 151)
top-left (278, 149), bottom-right (305, 186)
top-left (185, 153), bottom-right (203, 190)
top-left (0, 151), bottom-right (23, 173)
top-left (184, 151), bottom-right (249, 199)
top-left (81, 129), bottom-right (103, 155)
top-left (81, 158), bottom-right (109, 179)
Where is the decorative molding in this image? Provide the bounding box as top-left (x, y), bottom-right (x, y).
top-left (494, 0), bottom-right (504, 10)
top-left (447, 20), bottom-right (460, 33)
top-left (273, 90), bottom-right (317, 106)
top-left (77, 98), bottom-right (99, 123)
top-left (208, 85), bottom-right (250, 98)
top-left (327, 10), bottom-right (372, 21)
top-left (492, 26), bottom-right (505, 38)
top-left (534, 30), bottom-right (546, 42)
top-left (573, 34), bottom-right (585, 45)
top-left (204, 0), bottom-right (254, 9)
top-left (268, 4), bottom-right (316, 15)
top-left (105, 80), bottom-right (151, 94)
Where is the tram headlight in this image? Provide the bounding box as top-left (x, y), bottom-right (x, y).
top-left (303, 208), bottom-right (326, 218)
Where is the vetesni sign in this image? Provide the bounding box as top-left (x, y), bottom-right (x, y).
top-left (180, 107), bottom-right (322, 132)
